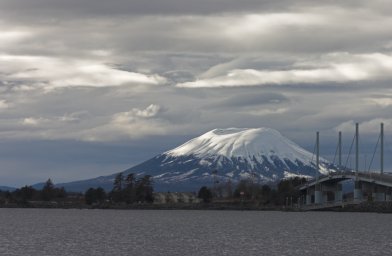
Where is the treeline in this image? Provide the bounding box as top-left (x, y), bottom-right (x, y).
top-left (0, 175), bottom-right (305, 208)
top-left (85, 173), bottom-right (154, 205)
top-left (198, 177), bottom-right (306, 206)
top-left (0, 173), bottom-right (154, 206)
top-left (0, 179), bottom-right (68, 204)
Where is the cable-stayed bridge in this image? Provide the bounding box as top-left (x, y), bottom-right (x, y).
top-left (298, 122), bottom-right (392, 210)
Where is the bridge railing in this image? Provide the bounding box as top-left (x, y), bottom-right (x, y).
top-left (302, 170), bottom-right (355, 184)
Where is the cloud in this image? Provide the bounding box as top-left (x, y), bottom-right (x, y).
top-left (366, 96), bottom-right (392, 108)
top-left (131, 104), bottom-right (161, 118)
top-left (22, 117), bottom-right (43, 126)
top-left (0, 30), bottom-right (32, 47)
top-left (334, 119), bottom-right (389, 134)
top-left (20, 113), bottom-right (89, 129)
top-left (112, 104), bottom-right (162, 123)
top-left (246, 107), bottom-right (288, 116)
top-left (59, 111), bottom-right (90, 123)
top-left (214, 92), bottom-right (290, 108)
top-left (78, 104), bottom-right (168, 141)
top-left (3, 105), bottom-right (165, 141)
top-left (1, 4), bottom-right (391, 58)
top-left (0, 100), bottom-right (10, 109)
top-left (177, 53), bottom-right (392, 88)
top-left (0, 55), bottom-right (166, 90)
top-left (3, 0), bottom-right (365, 20)
top-left (221, 13), bottom-right (326, 40)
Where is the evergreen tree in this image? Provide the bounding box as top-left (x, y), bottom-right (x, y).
top-left (260, 185), bottom-right (272, 205)
top-left (233, 180), bottom-right (253, 199)
top-left (85, 188), bottom-right (96, 205)
top-left (111, 173), bottom-right (124, 203)
top-left (95, 187), bottom-right (106, 203)
top-left (125, 173), bottom-right (135, 188)
top-left (56, 187), bottom-right (67, 199)
top-left (276, 177), bottom-right (305, 205)
top-left (113, 173), bottom-right (124, 192)
top-left (135, 175), bottom-right (154, 203)
top-left (41, 178), bottom-right (55, 201)
top-left (85, 187), bottom-right (107, 205)
top-left (124, 173), bottom-right (136, 204)
top-left (16, 186), bottom-right (37, 203)
top-left (198, 186), bottom-right (212, 203)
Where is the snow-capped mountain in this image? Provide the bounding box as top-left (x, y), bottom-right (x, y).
top-left (58, 128), bottom-right (335, 192)
top-left (167, 128), bottom-right (318, 166)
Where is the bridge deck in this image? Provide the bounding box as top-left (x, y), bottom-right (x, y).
top-left (299, 171), bottom-right (392, 190)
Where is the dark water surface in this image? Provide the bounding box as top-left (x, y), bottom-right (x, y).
top-left (0, 209), bottom-right (391, 255)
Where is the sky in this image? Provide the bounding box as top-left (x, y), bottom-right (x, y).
top-left (0, 0), bottom-right (392, 187)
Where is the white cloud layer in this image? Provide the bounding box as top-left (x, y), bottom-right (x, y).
top-left (80, 104), bottom-right (167, 141)
top-left (22, 117), bottom-right (45, 126)
top-left (0, 100), bottom-right (9, 110)
top-left (367, 97), bottom-right (392, 108)
top-left (178, 53), bottom-right (392, 87)
top-left (0, 30), bottom-right (32, 47)
top-left (0, 55), bottom-right (166, 89)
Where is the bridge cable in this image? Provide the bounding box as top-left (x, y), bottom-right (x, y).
top-left (344, 134), bottom-right (356, 170)
top-left (310, 140), bottom-right (317, 166)
top-left (332, 140), bottom-right (339, 166)
top-left (367, 134), bottom-right (381, 173)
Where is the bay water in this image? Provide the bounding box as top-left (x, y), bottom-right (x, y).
top-left (0, 209), bottom-right (391, 255)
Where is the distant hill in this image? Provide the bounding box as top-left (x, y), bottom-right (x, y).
top-left (0, 186), bottom-right (16, 192)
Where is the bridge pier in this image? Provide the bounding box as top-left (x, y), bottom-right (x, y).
top-left (386, 188), bottom-right (392, 201)
top-left (354, 181), bottom-right (363, 201)
top-left (335, 183), bottom-right (343, 203)
top-left (303, 182), bottom-right (344, 205)
top-left (314, 184), bottom-right (322, 204)
top-left (372, 185), bottom-right (386, 202)
top-left (305, 187), bottom-right (314, 205)
top-left (306, 193), bottom-right (312, 205)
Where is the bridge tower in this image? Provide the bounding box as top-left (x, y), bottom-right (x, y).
top-left (355, 122), bottom-right (359, 175)
top-left (380, 122), bottom-right (391, 201)
top-left (381, 122), bottom-right (384, 174)
top-left (354, 123), bottom-right (363, 201)
top-left (333, 131), bottom-right (344, 203)
top-left (314, 131), bottom-right (323, 204)
top-left (373, 122), bottom-right (388, 201)
top-left (334, 131), bottom-right (343, 202)
top-left (338, 131), bottom-right (342, 168)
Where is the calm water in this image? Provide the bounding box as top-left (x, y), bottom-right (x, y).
top-left (0, 209), bottom-right (391, 256)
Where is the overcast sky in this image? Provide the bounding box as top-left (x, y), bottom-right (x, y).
top-left (0, 0), bottom-right (392, 187)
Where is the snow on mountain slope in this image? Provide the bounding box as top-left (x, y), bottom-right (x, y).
top-left (167, 128), bottom-right (324, 167)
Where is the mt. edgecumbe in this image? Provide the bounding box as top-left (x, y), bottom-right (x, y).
top-left (58, 128), bottom-right (335, 192)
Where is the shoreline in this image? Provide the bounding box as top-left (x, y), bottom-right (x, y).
top-left (2, 201), bottom-right (392, 213)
